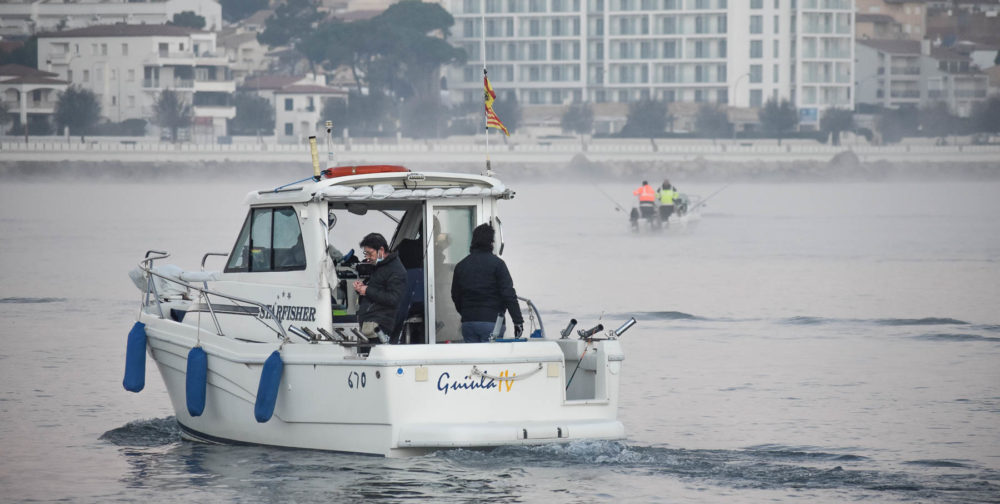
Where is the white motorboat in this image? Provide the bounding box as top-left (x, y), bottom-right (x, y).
top-left (125, 163), bottom-right (632, 457)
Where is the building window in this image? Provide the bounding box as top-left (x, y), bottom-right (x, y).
top-left (718, 15), bottom-right (727, 33)
top-left (773, 64), bottom-right (779, 83)
top-left (662, 16), bottom-right (676, 34)
top-left (750, 64), bottom-right (762, 83)
top-left (773, 40), bottom-right (779, 58)
top-left (284, 123), bottom-right (294, 135)
top-left (750, 89), bottom-right (763, 107)
top-left (127, 69), bottom-right (135, 82)
top-left (122, 43), bottom-right (128, 56)
top-left (101, 44), bottom-right (108, 56)
top-left (751, 0), bottom-right (762, 8)
top-left (128, 95), bottom-right (135, 107)
top-left (112, 96), bottom-right (117, 106)
top-left (750, 15), bottom-right (762, 34)
top-left (750, 40), bottom-right (762, 58)
top-left (83, 70), bottom-right (90, 82)
top-left (774, 15), bottom-right (779, 33)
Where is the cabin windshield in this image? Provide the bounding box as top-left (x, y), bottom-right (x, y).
top-left (226, 206), bottom-right (306, 272)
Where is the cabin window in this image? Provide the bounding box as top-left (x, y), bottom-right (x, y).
top-left (225, 207), bottom-right (306, 272)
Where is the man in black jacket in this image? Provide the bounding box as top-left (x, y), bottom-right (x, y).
top-left (451, 224), bottom-right (524, 343)
top-left (353, 233), bottom-right (406, 341)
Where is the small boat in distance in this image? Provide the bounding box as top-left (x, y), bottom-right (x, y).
top-left (124, 155), bottom-right (634, 457)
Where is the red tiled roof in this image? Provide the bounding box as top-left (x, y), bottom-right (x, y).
top-left (0, 64), bottom-right (58, 78)
top-left (37, 24), bottom-right (203, 38)
top-left (242, 74), bottom-right (305, 90)
top-left (0, 76), bottom-right (69, 85)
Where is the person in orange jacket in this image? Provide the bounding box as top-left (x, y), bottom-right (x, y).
top-left (633, 180), bottom-right (656, 219)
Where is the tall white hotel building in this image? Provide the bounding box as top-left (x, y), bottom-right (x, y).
top-left (444, 0), bottom-right (854, 129)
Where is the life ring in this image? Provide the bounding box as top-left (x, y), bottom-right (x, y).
top-left (322, 165), bottom-right (409, 178)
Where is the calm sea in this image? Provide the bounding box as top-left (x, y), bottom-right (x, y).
top-left (0, 175), bottom-right (998, 503)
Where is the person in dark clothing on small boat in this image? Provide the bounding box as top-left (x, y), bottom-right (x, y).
top-left (353, 232), bottom-right (406, 342)
top-left (451, 224), bottom-right (524, 343)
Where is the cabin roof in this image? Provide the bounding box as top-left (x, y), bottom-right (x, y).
top-left (243, 171), bottom-right (513, 206)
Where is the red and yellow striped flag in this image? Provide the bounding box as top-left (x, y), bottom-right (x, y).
top-left (484, 75), bottom-right (509, 136)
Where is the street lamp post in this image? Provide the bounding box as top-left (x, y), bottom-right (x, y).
top-left (730, 72), bottom-right (750, 139)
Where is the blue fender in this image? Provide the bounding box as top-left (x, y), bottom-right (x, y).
top-left (254, 350), bottom-right (284, 423)
top-left (123, 322), bottom-right (147, 392)
top-left (185, 346), bottom-right (208, 417)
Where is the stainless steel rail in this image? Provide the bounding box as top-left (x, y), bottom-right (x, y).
top-left (138, 250), bottom-right (289, 341)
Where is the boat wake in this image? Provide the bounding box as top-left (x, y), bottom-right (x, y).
top-left (0, 297), bottom-right (67, 304)
top-left (100, 417), bottom-right (182, 447)
top-left (98, 420), bottom-right (999, 502)
top-left (437, 441), bottom-right (1000, 500)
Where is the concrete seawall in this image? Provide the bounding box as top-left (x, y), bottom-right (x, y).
top-left (2, 139), bottom-right (998, 181)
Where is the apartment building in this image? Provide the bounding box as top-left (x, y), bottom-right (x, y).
top-left (241, 74), bottom-right (348, 143)
top-left (856, 38), bottom-right (988, 115)
top-left (444, 0), bottom-right (853, 132)
top-left (36, 24), bottom-right (236, 139)
top-left (855, 0), bottom-right (926, 39)
top-left (0, 0), bottom-right (222, 38)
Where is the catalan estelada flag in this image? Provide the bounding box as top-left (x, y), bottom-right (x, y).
top-left (484, 75), bottom-right (509, 136)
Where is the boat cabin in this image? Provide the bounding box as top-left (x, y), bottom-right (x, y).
top-left (206, 167), bottom-right (518, 346)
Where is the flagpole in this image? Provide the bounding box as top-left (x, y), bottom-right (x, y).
top-left (481, 8), bottom-right (490, 174)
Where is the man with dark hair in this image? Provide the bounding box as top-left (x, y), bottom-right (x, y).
top-left (450, 223), bottom-right (524, 343)
top-left (353, 232), bottom-right (406, 341)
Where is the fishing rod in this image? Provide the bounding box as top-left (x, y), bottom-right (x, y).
top-left (687, 183), bottom-right (730, 213)
top-left (591, 184), bottom-right (629, 213)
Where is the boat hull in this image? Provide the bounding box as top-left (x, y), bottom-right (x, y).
top-left (143, 314), bottom-right (625, 457)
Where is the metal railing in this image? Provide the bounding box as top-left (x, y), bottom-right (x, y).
top-left (138, 250), bottom-right (289, 341)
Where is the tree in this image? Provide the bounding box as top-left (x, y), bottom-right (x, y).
top-left (154, 89), bottom-right (192, 143)
top-left (918, 101), bottom-right (953, 139)
top-left (0, 101), bottom-right (10, 135)
top-left (401, 97), bottom-right (446, 138)
top-left (0, 36), bottom-right (38, 68)
top-left (875, 106), bottom-right (919, 144)
top-left (491, 94), bottom-right (521, 134)
top-left (53, 85), bottom-right (101, 141)
top-left (169, 11), bottom-right (206, 29)
top-left (620, 99), bottom-right (668, 138)
top-left (258, 0), bottom-right (319, 48)
top-left (820, 108), bottom-right (853, 146)
top-left (221, 0), bottom-right (269, 23)
top-left (229, 92), bottom-right (274, 136)
top-left (973, 96), bottom-right (1000, 136)
top-left (758, 98), bottom-right (798, 145)
top-left (561, 103), bottom-right (594, 136)
top-left (695, 104), bottom-right (731, 141)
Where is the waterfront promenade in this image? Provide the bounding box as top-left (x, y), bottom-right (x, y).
top-left (3, 136), bottom-right (999, 165)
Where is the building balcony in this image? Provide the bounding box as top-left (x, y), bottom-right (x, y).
top-left (193, 79), bottom-right (236, 93)
top-left (143, 79), bottom-right (194, 90)
top-left (955, 89), bottom-right (987, 99)
top-left (193, 105), bottom-right (236, 119)
top-left (5, 101), bottom-right (58, 114)
top-left (44, 52), bottom-right (73, 65)
top-left (889, 90), bottom-right (920, 98)
top-left (890, 67), bottom-right (921, 76)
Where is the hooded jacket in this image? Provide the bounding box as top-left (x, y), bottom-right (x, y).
top-left (358, 252), bottom-right (407, 332)
top-left (451, 249), bottom-right (524, 325)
